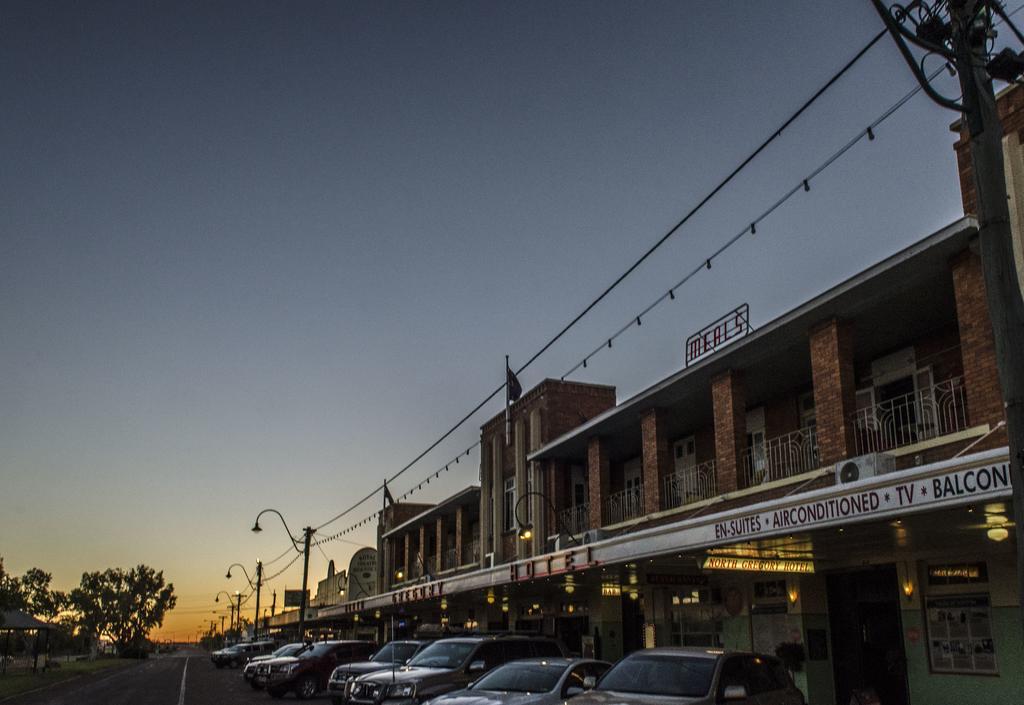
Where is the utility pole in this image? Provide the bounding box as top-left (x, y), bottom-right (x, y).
top-left (220, 615), bottom-right (226, 634)
top-left (254, 560), bottom-right (263, 639)
top-left (871, 0), bottom-right (1024, 641)
top-left (298, 527), bottom-right (313, 643)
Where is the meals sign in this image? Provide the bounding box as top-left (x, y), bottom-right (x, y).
top-left (713, 463), bottom-right (1010, 542)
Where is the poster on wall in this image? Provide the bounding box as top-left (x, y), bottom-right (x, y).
top-left (925, 594), bottom-right (997, 674)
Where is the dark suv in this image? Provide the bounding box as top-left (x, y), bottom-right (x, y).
top-left (347, 635), bottom-right (568, 705)
top-left (211, 640), bottom-right (277, 668)
top-left (260, 640), bottom-right (377, 699)
top-left (328, 640), bottom-right (432, 704)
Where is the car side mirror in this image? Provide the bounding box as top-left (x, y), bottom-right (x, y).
top-left (468, 660), bottom-right (487, 674)
top-left (582, 676), bottom-right (597, 690)
top-left (722, 684), bottom-right (748, 701)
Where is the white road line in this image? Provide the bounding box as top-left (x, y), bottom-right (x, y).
top-left (177, 657), bottom-right (189, 705)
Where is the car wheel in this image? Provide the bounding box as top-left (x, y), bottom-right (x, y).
top-left (295, 675), bottom-right (319, 700)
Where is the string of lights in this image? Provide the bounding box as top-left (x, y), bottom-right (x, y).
top-left (559, 63), bottom-right (950, 379)
top-left (261, 550), bottom-right (303, 583)
top-left (312, 441), bottom-right (481, 547)
top-left (308, 29), bottom-right (886, 536)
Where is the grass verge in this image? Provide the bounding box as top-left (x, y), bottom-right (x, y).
top-left (0, 658), bottom-right (133, 700)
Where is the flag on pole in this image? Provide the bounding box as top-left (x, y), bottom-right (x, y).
top-left (383, 481), bottom-right (395, 507)
top-left (507, 362), bottom-right (522, 401)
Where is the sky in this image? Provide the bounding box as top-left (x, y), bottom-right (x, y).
top-left (0, 0), bottom-right (972, 640)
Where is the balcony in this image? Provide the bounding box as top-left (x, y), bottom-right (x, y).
top-left (558, 503), bottom-right (590, 535)
top-left (604, 485), bottom-right (644, 525)
top-left (743, 425), bottom-right (820, 487)
top-left (663, 460), bottom-right (717, 509)
top-left (442, 547), bottom-right (457, 571)
top-left (464, 540), bottom-right (480, 565)
top-left (851, 377), bottom-right (968, 455)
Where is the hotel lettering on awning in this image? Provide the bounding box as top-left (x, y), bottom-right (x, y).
top-left (702, 556), bottom-right (815, 574)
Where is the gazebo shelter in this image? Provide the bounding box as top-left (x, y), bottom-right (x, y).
top-left (1, 609), bottom-right (52, 675)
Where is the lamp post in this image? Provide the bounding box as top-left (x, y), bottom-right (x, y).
top-left (227, 560), bottom-right (263, 639)
top-left (253, 509), bottom-right (314, 642)
top-left (214, 590), bottom-right (235, 632)
top-left (513, 491), bottom-right (581, 546)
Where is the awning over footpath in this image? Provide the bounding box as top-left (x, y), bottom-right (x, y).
top-left (322, 446), bottom-right (1013, 617)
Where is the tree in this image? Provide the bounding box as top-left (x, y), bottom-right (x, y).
top-left (69, 565), bottom-right (177, 658)
top-left (18, 568), bottom-right (67, 622)
top-left (0, 558), bottom-right (23, 626)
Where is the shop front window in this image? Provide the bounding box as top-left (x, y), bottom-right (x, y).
top-left (669, 588), bottom-right (723, 648)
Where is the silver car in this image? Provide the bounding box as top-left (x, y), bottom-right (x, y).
top-left (433, 658), bottom-right (611, 705)
top-left (565, 648), bottom-right (805, 705)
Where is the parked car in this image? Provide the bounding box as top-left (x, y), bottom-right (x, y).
top-left (258, 640), bottom-right (377, 699)
top-left (565, 648), bottom-right (805, 705)
top-left (211, 640), bottom-right (278, 668)
top-left (347, 635), bottom-right (568, 705)
top-left (244, 643), bottom-right (307, 688)
top-left (328, 640), bottom-right (434, 704)
top-left (431, 657), bottom-right (611, 705)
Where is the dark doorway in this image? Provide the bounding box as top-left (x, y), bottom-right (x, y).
top-left (556, 616), bottom-right (589, 656)
top-left (827, 565), bottom-right (908, 705)
top-left (620, 596), bottom-right (644, 654)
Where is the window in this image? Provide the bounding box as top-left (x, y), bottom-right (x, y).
top-left (597, 654), bottom-right (715, 698)
top-left (798, 392), bottom-right (816, 429)
top-left (504, 640), bottom-right (534, 661)
top-left (473, 642), bottom-right (505, 672)
top-left (526, 471), bottom-right (533, 523)
top-left (503, 477), bottom-right (516, 532)
top-left (531, 640), bottom-right (564, 657)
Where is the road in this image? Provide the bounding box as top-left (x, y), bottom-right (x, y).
top-left (2, 649), bottom-right (334, 705)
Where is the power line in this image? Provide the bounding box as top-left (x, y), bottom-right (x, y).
top-left (560, 63), bottom-right (950, 378)
top-left (309, 31), bottom-right (886, 533)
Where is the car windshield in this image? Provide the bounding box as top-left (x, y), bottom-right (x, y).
top-left (373, 642), bottom-right (420, 664)
top-left (407, 642), bottom-right (476, 669)
top-left (274, 644), bottom-right (304, 658)
top-left (301, 643), bottom-right (337, 659)
top-left (471, 662), bottom-right (564, 693)
top-left (597, 654), bottom-right (716, 698)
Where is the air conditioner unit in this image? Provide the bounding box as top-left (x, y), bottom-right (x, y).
top-left (583, 528), bottom-right (609, 544)
top-left (483, 552), bottom-right (495, 568)
top-left (549, 534), bottom-right (570, 552)
top-left (835, 453), bottom-right (896, 484)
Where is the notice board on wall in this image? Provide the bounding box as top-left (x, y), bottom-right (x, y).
top-left (925, 594), bottom-right (997, 674)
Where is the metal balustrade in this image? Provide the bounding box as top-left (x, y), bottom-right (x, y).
top-left (465, 540), bottom-right (480, 565)
top-left (743, 425), bottom-right (820, 487)
top-left (604, 485), bottom-right (645, 525)
top-left (559, 503), bottom-right (590, 535)
top-left (851, 377), bottom-right (967, 454)
top-left (442, 548), bottom-right (457, 571)
top-left (663, 460), bottom-right (718, 509)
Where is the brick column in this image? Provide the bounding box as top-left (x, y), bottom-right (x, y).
top-left (641, 408), bottom-right (670, 514)
top-left (455, 506), bottom-right (464, 567)
top-left (402, 533), bottom-right (410, 581)
top-left (435, 517), bottom-right (444, 573)
top-left (712, 370), bottom-right (745, 493)
top-left (479, 434), bottom-right (492, 563)
top-left (491, 437), bottom-right (504, 564)
top-left (809, 318), bottom-right (857, 466)
top-left (514, 418), bottom-right (528, 559)
top-left (952, 250), bottom-right (1006, 429)
top-left (418, 524), bottom-right (427, 575)
top-left (587, 436), bottom-right (610, 529)
top-left (548, 459), bottom-right (568, 533)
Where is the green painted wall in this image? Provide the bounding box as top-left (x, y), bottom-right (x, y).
top-left (799, 612), bottom-right (835, 705)
top-left (902, 606), bottom-right (1024, 705)
top-left (721, 614), bottom-right (751, 651)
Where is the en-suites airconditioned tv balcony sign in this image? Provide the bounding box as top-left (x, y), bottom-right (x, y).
top-left (685, 304), bottom-right (751, 367)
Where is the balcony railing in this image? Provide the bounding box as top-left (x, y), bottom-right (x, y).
top-left (663, 460), bottom-right (717, 509)
top-left (743, 425), bottom-right (820, 487)
top-left (442, 547), bottom-right (457, 571)
top-left (559, 503), bottom-right (590, 535)
top-left (851, 377), bottom-right (968, 455)
top-left (464, 540), bottom-right (480, 565)
top-left (604, 485), bottom-right (644, 525)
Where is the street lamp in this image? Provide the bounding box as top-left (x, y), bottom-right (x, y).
top-left (513, 491), bottom-right (581, 546)
top-left (227, 560), bottom-right (263, 639)
top-left (214, 590), bottom-right (236, 632)
top-left (253, 508), bottom-right (314, 643)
